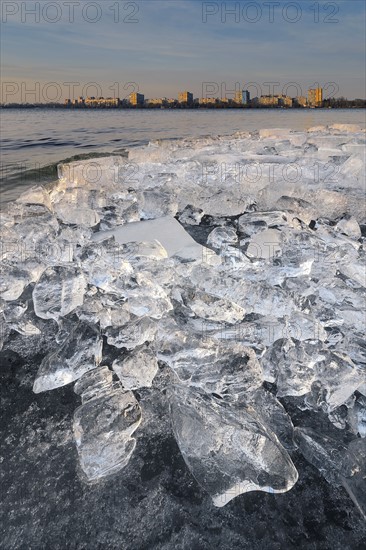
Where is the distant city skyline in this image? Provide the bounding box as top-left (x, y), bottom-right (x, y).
top-left (1, 1), bottom-right (365, 102)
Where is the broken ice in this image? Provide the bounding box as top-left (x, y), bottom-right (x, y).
top-left (169, 384), bottom-right (298, 507)
top-left (1, 125), bottom-right (365, 514)
top-left (73, 367), bottom-right (142, 481)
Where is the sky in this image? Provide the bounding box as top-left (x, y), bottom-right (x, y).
top-left (1, 0), bottom-right (366, 102)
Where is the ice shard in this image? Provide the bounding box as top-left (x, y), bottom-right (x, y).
top-left (73, 367), bottom-right (142, 481)
top-left (33, 323), bottom-right (103, 393)
top-left (105, 316), bottom-right (157, 349)
top-left (112, 345), bottom-right (159, 390)
top-left (169, 385), bottom-right (298, 507)
top-left (294, 427), bottom-right (366, 519)
top-left (33, 266), bottom-right (87, 321)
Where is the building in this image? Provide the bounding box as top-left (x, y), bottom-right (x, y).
top-left (178, 91), bottom-right (193, 105)
top-left (234, 90), bottom-right (250, 104)
top-left (278, 95), bottom-right (292, 107)
top-left (257, 95), bottom-right (279, 106)
top-left (71, 96), bottom-right (85, 106)
top-left (198, 97), bottom-right (218, 105)
top-left (147, 98), bottom-right (165, 105)
top-left (308, 88), bottom-right (323, 107)
top-left (85, 97), bottom-right (120, 107)
top-left (294, 96), bottom-right (307, 107)
top-left (254, 94), bottom-right (291, 107)
top-left (129, 92), bottom-right (144, 106)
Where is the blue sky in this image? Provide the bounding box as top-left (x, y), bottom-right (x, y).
top-left (1, 0), bottom-right (365, 102)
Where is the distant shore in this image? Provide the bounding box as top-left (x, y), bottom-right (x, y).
top-left (1, 103), bottom-right (366, 110)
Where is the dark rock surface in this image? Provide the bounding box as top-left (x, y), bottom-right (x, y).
top-left (1, 343), bottom-right (366, 550)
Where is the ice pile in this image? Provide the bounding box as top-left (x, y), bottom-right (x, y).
top-left (1, 125), bottom-right (365, 513)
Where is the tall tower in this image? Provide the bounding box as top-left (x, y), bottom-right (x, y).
top-left (308, 87), bottom-right (323, 107)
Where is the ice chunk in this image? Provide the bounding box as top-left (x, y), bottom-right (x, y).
top-left (347, 394), bottom-right (366, 438)
top-left (77, 291), bottom-right (131, 329)
top-left (105, 316), bottom-right (157, 349)
top-left (75, 237), bottom-right (133, 291)
top-left (294, 427), bottom-right (354, 483)
top-left (178, 205), bottom-right (204, 226)
top-left (74, 365), bottom-right (113, 403)
top-left (342, 439), bottom-right (366, 520)
top-left (275, 196), bottom-right (316, 225)
top-left (294, 428), bottom-right (366, 519)
top-left (338, 263), bottom-right (366, 288)
top-left (139, 189), bottom-right (178, 219)
top-left (0, 212), bottom-right (14, 228)
top-left (206, 226), bottom-right (238, 250)
top-left (11, 203), bottom-right (58, 228)
top-left (261, 339), bottom-right (320, 395)
top-left (339, 155), bottom-right (365, 183)
top-left (179, 288), bottom-right (245, 324)
top-left (0, 314), bottom-right (10, 350)
top-left (33, 323), bottom-right (103, 393)
top-left (124, 273), bottom-right (173, 319)
top-left (112, 345), bottom-right (158, 389)
top-left (238, 211), bottom-right (290, 235)
top-left (11, 220), bottom-right (57, 252)
top-left (33, 266), bottom-right (87, 321)
top-left (159, 335), bottom-right (262, 401)
top-left (0, 265), bottom-right (30, 301)
top-left (99, 201), bottom-right (140, 231)
top-left (57, 155), bottom-right (126, 187)
top-left (59, 225), bottom-right (93, 247)
top-left (0, 225), bottom-right (19, 263)
top-left (245, 228), bottom-right (282, 260)
top-left (73, 368), bottom-right (141, 481)
top-left (54, 203), bottom-right (100, 228)
top-left (169, 385), bottom-right (298, 507)
top-left (335, 215), bottom-right (361, 239)
top-left (330, 123), bottom-right (363, 133)
top-left (2, 300), bottom-right (40, 337)
top-left (93, 216), bottom-right (220, 264)
top-left (16, 185), bottom-right (52, 210)
top-left (309, 351), bottom-right (364, 412)
top-left (247, 388), bottom-right (296, 451)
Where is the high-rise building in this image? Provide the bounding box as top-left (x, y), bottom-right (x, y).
top-left (178, 91), bottom-right (193, 104)
top-left (129, 92), bottom-right (144, 106)
top-left (242, 90), bottom-right (250, 104)
top-left (234, 90), bottom-right (250, 104)
top-left (308, 88), bottom-right (323, 106)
